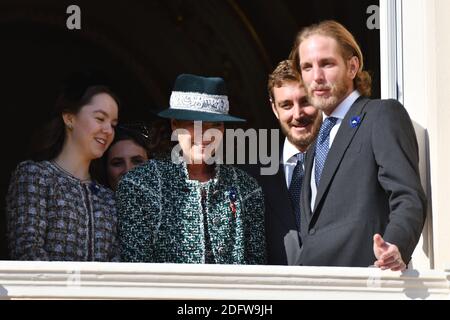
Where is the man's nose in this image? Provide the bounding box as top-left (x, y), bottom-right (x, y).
top-left (292, 104), bottom-right (303, 120)
top-left (313, 66), bottom-right (325, 83)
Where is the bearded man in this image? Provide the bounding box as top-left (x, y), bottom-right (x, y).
top-left (290, 20), bottom-right (426, 270)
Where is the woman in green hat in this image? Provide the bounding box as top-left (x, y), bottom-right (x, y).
top-left (116, 74), bottom-right (266, 264)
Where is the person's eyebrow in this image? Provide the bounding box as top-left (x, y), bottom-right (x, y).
top-left (93, 110), bottom-right (108, 116)
top-left (278, 99), bottom-right (292, 105)
top-left (299, 96), bottom-right (309, 103)
top-left (94, 110), bottom-right (118, 124)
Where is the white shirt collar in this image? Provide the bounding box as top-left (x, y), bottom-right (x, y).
top-left (327, 90), bottom-right (360, 120)
top-left (283, 137), bottom-right (304, 165)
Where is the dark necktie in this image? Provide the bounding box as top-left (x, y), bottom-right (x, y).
top-left (315, 117), bottom-right (338, 186)
top-left (288, 152), bottom-right (305, 230)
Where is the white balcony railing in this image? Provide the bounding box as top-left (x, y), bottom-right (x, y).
top-left (0, 261), bottom-right (449, 299)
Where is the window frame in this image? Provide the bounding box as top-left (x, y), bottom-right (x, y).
top-left (380, 0), bottom-right (403, 103)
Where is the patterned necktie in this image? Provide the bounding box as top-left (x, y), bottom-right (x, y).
top-left (315, 117), bottom-right (338, 186)
top-left (288, 152), bottom-right (305, 230)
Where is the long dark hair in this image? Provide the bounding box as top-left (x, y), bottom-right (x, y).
top-left (29, 72), bottom-right (120, 161)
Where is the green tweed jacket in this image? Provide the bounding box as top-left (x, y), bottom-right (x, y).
top-left (116, 158), bottom-right (266, 264)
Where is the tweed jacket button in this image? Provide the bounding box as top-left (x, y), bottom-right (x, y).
top-left (309, 228), bottom-right (316, 235)
top-left (217, 246), bottom-right (225, 254)
top-left (212, 217), bottom-right (220, 225)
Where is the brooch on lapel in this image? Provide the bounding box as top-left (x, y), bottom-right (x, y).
top-left (228, 187), bottom-right (237, 218)
top-left (350, 116), bottom-right (361, 128)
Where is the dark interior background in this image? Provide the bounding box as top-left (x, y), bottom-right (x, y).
top-left (0, 0), bottom-right (379, 259)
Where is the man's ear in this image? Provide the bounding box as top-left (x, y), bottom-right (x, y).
top-left (347, 56), bottom-right (360, 79)
top-left (270, 100), bottom-right (280, 120)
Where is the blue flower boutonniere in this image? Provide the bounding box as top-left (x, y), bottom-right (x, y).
top-left (350, 116), bottom-right (361, 128)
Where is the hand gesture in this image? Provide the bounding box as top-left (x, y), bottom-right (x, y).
top-left (373, 234), bottom-right (406, 271)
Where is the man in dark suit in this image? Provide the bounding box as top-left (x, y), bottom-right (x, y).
top-left (289, 20), bottom-right (427, 270)
top-left (246, 60), bottom-right (321, 265)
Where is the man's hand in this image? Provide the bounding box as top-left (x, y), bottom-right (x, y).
top-left (373, 234), bottom-right (406, 271)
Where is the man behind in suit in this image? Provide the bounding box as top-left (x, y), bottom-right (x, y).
top-left (289, 20), bottom-right (427, 270)
top-left (248, 60), bottom-right (321, 265)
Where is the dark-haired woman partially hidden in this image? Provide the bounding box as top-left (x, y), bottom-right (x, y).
top-left (6, 75), bottom-right (120, 261)
top-left (99, 124), bottom-right (150, 191)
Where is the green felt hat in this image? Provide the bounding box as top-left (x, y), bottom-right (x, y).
top-left (157, 74), bottom-right (245, 122)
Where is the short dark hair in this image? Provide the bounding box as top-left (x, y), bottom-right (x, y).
top-left (109, 123), bottom-right (151, 158)
top-left (267, 59), bottom-right (302, 103)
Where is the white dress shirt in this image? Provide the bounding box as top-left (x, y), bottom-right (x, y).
top-left (282, 138), bottom-right (306, 188)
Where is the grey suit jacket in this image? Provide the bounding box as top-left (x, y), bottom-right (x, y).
top-left (242, 142), bottom-right (301, 265)
top-left (299, 97), bottom-right (427, 267)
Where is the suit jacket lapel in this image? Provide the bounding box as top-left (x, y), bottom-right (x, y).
top-left (302, 141), bottom-right (316, 225)
top-left (278, 147), bottom-right (298, 226)
top-left (312, 97), bottom-right (370, 214)
top-left (263, 141), bottom-right (297, 228)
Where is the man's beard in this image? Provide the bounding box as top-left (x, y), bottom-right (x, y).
top-left (307, 81), bottom-right (349, 113)
top-left (280, 114), bottom-right (322, 150)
